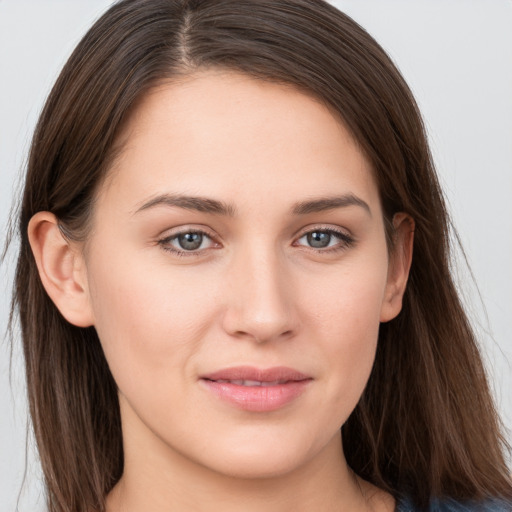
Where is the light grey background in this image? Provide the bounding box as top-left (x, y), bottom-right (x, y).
top-left (1, 1), bottom-right (511, 511)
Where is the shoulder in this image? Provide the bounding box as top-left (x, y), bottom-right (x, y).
top-left (396, 497), bottom-right (512, 512)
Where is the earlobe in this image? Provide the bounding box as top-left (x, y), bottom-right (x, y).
top-left (28, 212), bottom-right (94, 327)
top-left (380, 213), bottom-right (415, 323)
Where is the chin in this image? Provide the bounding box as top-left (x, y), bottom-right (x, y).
top-left (205, 451), bottom-right (306, 480)
top-left (188, 429), bottom-right (324, 481)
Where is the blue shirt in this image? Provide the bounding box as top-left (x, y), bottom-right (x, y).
top-left (395, 497), bottom-right (512, 511)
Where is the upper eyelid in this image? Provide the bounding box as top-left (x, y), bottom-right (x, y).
top-left (159, 224), bottom-right (351, 239)
top-left (159, 225), bottom-right (217, 240)
top-left (294, 224), bottom-right (353, 239)
top-left (297, 228), bottom-right (350, 238)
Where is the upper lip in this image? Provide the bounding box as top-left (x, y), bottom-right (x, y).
top-left (201, 366), bottom-right (311, 383)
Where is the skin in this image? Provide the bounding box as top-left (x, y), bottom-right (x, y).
top-left (29, 70), bottom-right (413, 512)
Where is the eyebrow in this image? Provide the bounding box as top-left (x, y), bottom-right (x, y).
top-left (292, 194), bottom-right (371, 216)
top-left (134, 194), bottom-right (236, 216)
top-left (134, 193), bottom-right (371, 217)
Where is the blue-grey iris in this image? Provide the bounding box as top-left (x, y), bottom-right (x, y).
top-left (178, 232), bottom-right (203, 250)
top-left (307, 231), bottom-right (331, 248)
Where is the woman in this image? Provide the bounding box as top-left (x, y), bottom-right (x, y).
top-left (8, 0), bottom-right (512, 511)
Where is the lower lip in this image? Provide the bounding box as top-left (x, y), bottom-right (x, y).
top-left (201, 379), bottom-right (311, 412)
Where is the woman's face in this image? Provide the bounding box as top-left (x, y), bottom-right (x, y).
top-left (81, 70), bottom-right (407, 479)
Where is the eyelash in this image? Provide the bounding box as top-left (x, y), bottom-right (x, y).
top-left (294, 227), bottom-right (355, 253)
top-left (157, 227), bottom-right (355, 258)
top-left (157, 229), bottom-right (218, 258)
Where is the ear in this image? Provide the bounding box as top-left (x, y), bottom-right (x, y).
top-left (28, 212), bottom-right (94, 327)
top-left (380, 212), bottom-right (415, 323)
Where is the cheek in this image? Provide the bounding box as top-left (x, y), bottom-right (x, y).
top-left (306, 252), bottom-right (388, 338)
top-left (85, 251), bottom-right (219, 391)
top-left (301, 257), bottom-right (388, 414)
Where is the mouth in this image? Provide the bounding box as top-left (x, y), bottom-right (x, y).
top-left (205, 379), bottom-right (294, 386)
top-left (199, 366), bottom-right (312, 412)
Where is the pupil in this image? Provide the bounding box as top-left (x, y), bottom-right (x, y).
top-left (307, 231), bottom-right (331, 248)
top-left (178, 232), bottom-right (203, 250)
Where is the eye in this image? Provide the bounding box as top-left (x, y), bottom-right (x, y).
top-left (175, 232), bottom-right (206, 251)
top-left (158, 229), bottom-right (217, 255)
top-left (295, 228), bottom-right (354, 251)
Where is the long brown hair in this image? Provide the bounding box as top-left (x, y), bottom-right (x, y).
top-left (8, 1), bottom-right (511, 511)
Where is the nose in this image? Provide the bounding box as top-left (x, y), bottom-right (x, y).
top-left (221, 245), bottom-right (298, 344)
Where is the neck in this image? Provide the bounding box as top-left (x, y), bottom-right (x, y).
top-left (107, 399), bottom-right (393, 512)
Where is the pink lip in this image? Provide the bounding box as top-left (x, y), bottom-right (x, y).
top-left (200, 366), bottom-right (312, 412)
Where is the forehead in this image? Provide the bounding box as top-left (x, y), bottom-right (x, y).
top-left (100, 69), bottom-right (379, 216)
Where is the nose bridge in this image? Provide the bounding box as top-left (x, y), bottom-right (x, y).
top-left (222, 238), bottom-right (296, 343)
